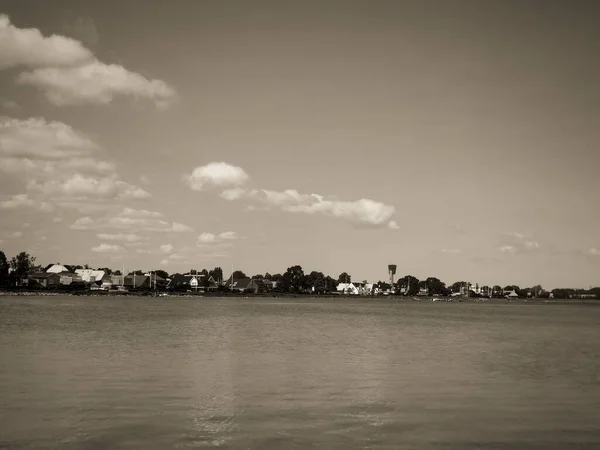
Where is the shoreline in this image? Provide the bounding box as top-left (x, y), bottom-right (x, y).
top-left (0, 291), bottom-right (598, 305)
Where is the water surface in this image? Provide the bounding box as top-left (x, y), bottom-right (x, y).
top-left (1, 296), bottom-right (599, 449)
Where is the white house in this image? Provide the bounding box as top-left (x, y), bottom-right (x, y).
top-left (75, 269), bottom-right (108, 284)
top-left (46, 264), bottom-right (74, 274)
top-left (337, 283), bottom-right (360, 295)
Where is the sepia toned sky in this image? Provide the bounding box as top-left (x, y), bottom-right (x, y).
top-left (1, 0), bottom-right (599, 288)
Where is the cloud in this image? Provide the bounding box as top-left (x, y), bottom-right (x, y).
top-left (224, 188), bottom-right (396, 228)
top-left (0, 117), bottom-right (149, 207)
top-left (190, 162), bottom-right (398, 229)
top-left (585, 248), bottom-right (600, 257)
top-left (0, 14), bottom-right (93, 70)
top-left (120, 207), bottom-right (163, 218)
top-left (0, 15), bottom-right (176, 108)
top-left (18, 60), bottom-right (177, 108)
top-left (27, 174), bottom-right (151, 200)
top-left (197, 231), bottom-right (239, 245)
top-left (498, 232), bottom-right (541, 254)
top-left (71, 208), bottom-right (192, 233)
top-left (440, 248), bottom-right (461, 254)
top-left (160, 244), bottom-right (174, 254)
top-left (97, 233), bottom-right (146, 242)
top-left (0, 117), bottom-right (97, 160)
top-left (186, 162), bottom-right (249, 191)
top-left (0, 194), bottom-right (35, 209)
top-left (91, 243), bottom-right (125, 253)
top-left (52, 217), bottom-right (62, 223)
top-left (5, 231), bottom-right (23, 239)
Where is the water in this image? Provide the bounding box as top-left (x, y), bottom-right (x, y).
top-left (1, 296), bottom-right (599, 449)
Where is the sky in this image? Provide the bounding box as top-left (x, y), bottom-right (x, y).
top-left (0, 0), bottom-right (599, 289)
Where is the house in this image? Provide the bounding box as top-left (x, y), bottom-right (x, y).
top-left (168, 274), bottom-right (217, 291)
top-left (45, 264), bottom-right (77, 274)
top-left (505, 290), bottom-right (519, 299)
top-left (58, 272), bottom-right (83, 285)
top-left (223, 277), bottom-right (261, 293)
top-left (28, 272), bottom-right (61, 288)
top-left (337, 282), bottom-right (359, 295)
top-left (75, 269), bottom-right (110, 285)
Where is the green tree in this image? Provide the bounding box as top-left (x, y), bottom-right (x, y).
top-left (9, 252), bottom-right (36, 284)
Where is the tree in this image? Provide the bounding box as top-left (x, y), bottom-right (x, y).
top-left (251, 274), bottom-right (263, 280)
top-left (155, 270), bottom-right (169, 279)
top-left (129, 270), bottom-right (144, 276)
top-left (304, 271), bottom-right (325, 292)
top-left (0, 251), bottom-right (9, 287)
top-left (337, 272), bottom-right (351, 283)
top-left (98, 267), bottom-right (113, 275)
top-left (9, 252), bottom-right (36, 284)
top-left (531, 284), bottom-right (543, 298)
top-left (396, 275), bottom-right (420, 295)
top-left (231, 270), bottom-right (246, 280)
top-left (114, 270), bottom-right (122, 276)
top-left (492, 285), bottom-right (502, 297)
top-left (264, 272), bottom-right (272, 280)
top-left (425, 277), bottom-right (448, 296)
top-left (279, 265), bottom-right (305, 293)
top-left (208, 267), bottom-right (223, 282)
top-left (200, 268), bottom-right (208, 276)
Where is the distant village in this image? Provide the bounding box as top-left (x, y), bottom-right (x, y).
top-left (1, 251), bottom-right (598, 300)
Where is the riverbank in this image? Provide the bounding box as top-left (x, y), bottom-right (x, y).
top-left (1, 290), bottom-right (599, 304)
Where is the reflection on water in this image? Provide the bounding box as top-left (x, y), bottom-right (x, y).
top-left (1, 297), bottom-right (599, 449)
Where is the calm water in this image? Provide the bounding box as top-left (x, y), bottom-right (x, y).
top-left (1, 296), bottom-right (599, 449)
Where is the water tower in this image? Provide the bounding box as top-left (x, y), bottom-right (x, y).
top-left (388, 264), bottom-right (397, 286)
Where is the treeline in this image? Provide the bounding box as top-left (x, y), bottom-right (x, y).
top-left (1, 250), bottom-right (598, 299)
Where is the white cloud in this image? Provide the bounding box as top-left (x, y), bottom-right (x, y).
top-left (27, 174), bottom-right (151, 200)
top-left (197, 231), bottom-right (239, 245)
top-left (0, 117), bottom-right (97, 160)
top-left (0, 117), bottom-right (149, 208)
top-left (97, 233), bottom-right (145, 242)
top-left (585, 248), bottom-right (600, 256)
top-left (186, 162), bottom-right (249, 191)
top-left (221, 187), bottom-right (248, 201)
top-left (0, 14), bottom-right (93, 70)
top-left (52, 217), bottom-right (62, 223)
top-left (18, 60), bottom-right (177, 108)
top-left (225, 188), bottom-right (396, 228)
top-left (5, 231), bottom-right (23, 239)
top-left (91, 243), bottom-right (125, 253)
top-left (190, 162), bottom-right (398, 228)
top-left (71, 209), bottom-right (192, 233)
top-left (440, 249), bottom-right (461, 254)
top-left (160, 244), bottom-right (174, 254)
top-left (120, 207), bottom-right (163, 218)
top-left (0, 194), bottom-right (35, 209)
top-left (499, 232), bottom-right (541, 254)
